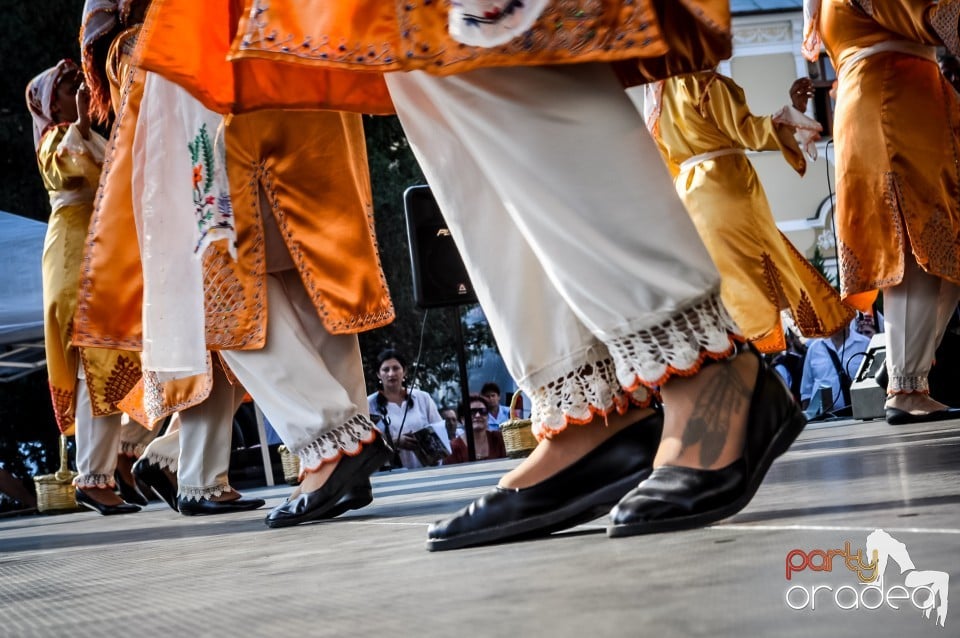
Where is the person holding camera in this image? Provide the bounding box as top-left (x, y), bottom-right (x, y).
top-left (368, 350), bottom-right (446, 469)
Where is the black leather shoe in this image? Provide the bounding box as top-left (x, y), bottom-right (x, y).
top-left (885, 406), bottom-right (960, 425)
top-left (133, 458), bottom-right (179, 512)
top-left (114, 469), bottom-right (149, 506)
top-left (75, 488), bottom-right (141, 515)
top-left (177, 494), bottom-right (266, 516)
top-left (264, 435), bottom-right (391, 528)
top-left (608, 350), bottom-right (806, 537)
top-left (425, 411), bottom-right (664, 551)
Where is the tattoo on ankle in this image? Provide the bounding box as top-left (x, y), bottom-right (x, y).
top-left (680, 365), bottom-right (751, 466)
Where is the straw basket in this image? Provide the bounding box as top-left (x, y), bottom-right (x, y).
top-left (34, 435), bottom-right (79, 513)
top-left (499, 392), bottom-right (537, 459)
top-left (278, 445), bottom-right (301, 485)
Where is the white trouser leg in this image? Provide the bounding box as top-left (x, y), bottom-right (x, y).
top-left (74, 375), bottom-right (123, 488)
top-left (140, 413), bottom-right (181, 472)
top-left (118, 416), bottom-right (158, 459)
top-left (220, 270), bottom-right (376, 472)
top-left (884, 256), bottom-right (960, 393)
top-left (386, 65), bottom-right (737, 433)
top-left (177, 362), bottom-right (243, 500)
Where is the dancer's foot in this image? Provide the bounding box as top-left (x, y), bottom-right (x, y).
top-left (426, 407), bottom-right (662, 551)
top-left (885, 393), bottom-right (960, 424)
top-left (264, 435), bottom-right (390, 528)
top-left (114, 454), bottom-right (149, 506)
top-left (75, 486), bottom-right (141, 515)
top-left (500, 406), bottom-right (655, 489)
top-left (609, 347), bottom-right (806, 537)
top-left (653, 349), bottom-right (758, 471)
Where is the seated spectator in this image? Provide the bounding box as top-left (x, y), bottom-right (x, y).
top-left (444, 394), bottom-right (507, 465)
top-left (439, 406), bottom-right (461, 441)
top-left (800, 322), bottom-right (871, 416)
top-left (480, 382), bottom-right (510, 431)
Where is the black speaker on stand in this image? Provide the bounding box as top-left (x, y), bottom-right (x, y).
top-left (403, 185), bottom-right (478, 309)
top-left (403, 185), bottom-right (479, 460)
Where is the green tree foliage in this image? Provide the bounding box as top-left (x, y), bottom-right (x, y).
top-left (360, 115), bottom-right (495, 401)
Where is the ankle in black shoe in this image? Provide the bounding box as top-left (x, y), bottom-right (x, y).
top-left (114, 469), bottom-right (149, 506)
top-left (178, 495), bottom-right (266, 516)
top-left (608, 349), bottom-right (806, 537)
top-left (265, 435), bottom-right (390, 528)
top-left (425, 410), bottom-right (663, 552)
top-left (133, 458), bottom-right (179, 512)
top-left (885, 406), bottom-right (960, 425)
top-left (75, 488), bottom-right (141, 516)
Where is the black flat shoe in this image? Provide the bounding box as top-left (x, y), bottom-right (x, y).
top-left (608, 351), bottom-right (806, 538)
top-left (133, 458), bottom-right (179, 512)
top-left (425, 411), bottom-right (664, 552)
top-left (114, 469), bottom-right (149, 506)
top-left (885, 406), bottom-right (960, 425)
top-left (75, 488), bottom-right (141, 516)
top-left (264, 435), bottom-right (390, 529)
top-left (177, 495), bottom-right (266, 516)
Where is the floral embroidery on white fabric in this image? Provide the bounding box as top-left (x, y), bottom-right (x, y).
top-left (296, 414), bottom-right (379, 472)
top-left (606, 292), bottom-right (740, 389)
top-left (189, 122), bottom-right (235, 257)
top-left (449, 0), bottom-right (551, 48)
top-left (143, 451), bottom-right (178, 473)
top-left (180, 483), bottom-right (235, 501)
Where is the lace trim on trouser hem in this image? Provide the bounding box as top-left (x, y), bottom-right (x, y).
top-left (296, 414), bottom-right (379, 474)
top-left (74, 473), bottom-right (116, 489)
top-left (888, 376), bottom-right (929, 395)
top-left (119, 441), bottom-right (147, 458)
top-left (606, 292), bottom-right (742, 390)
top-left (530, 349), bottom-right (652, 439)
top-left (179, 483), bottom-right (236, 502)
top-left (142, 452), bottom-right (178, 473)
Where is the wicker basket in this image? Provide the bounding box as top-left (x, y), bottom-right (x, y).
top-left (278, 445), bottom-right (301, 485)
top-left (35, 435), bottom-right (79, 513)
top-left (499, 392), bottom-right (538, 459)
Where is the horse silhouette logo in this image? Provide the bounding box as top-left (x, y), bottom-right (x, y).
top-left (865, 529), bottom-right (949, 628)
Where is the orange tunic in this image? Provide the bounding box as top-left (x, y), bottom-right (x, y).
top-left (75, 28), bottom-right (395, 424)
top-left (134, 0), bottom-right (731, 114)
top-left (819, 0), bottom-right (960, 311)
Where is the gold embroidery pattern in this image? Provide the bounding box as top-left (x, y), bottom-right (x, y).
top-left (49, 384), bottom-right (75, 432)
top-left (761, 252), bottom-right (788, 309)
top-left (918, 205), bottom-right (960, 283)
top-left (794, 291), bottom-right (825, 336)
top-left (239, 0), bottom-right (659, 70)
top-left (930, 0), bottom-right (960, 57)
top-left (103, 354), bottom-right (141, 405)
top-left (202, 246), bottom-right (246, 348)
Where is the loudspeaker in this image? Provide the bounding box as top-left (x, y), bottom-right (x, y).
top-left (403, 185), bottom-right (478, 309)
top-left (850, 333), bottom-right (886, 420)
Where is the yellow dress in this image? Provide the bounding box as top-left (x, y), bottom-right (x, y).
top-left (38, 124), bottom-right (140, 434)
top-left (818, 0), bottom-right (960, 311)
top-left (651, 72), bottom-right (853, 353)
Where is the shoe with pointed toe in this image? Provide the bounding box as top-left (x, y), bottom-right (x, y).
top-left (114, 469), bottom-right (149, 506)
top-left (425, 411), bottom-right (664, 552)
top-left (608, 350), bottom-right (806, 538)
top-left (264, 435), bottom-right (390, 529)
top-left (885, 406), bottom-right (960, 425)
top-left (75, 488), bottom-right (141, 516)
top-left (177, 495), bottom-right (266, 516)
top-left (133, 458), bottom-right (179, 512)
